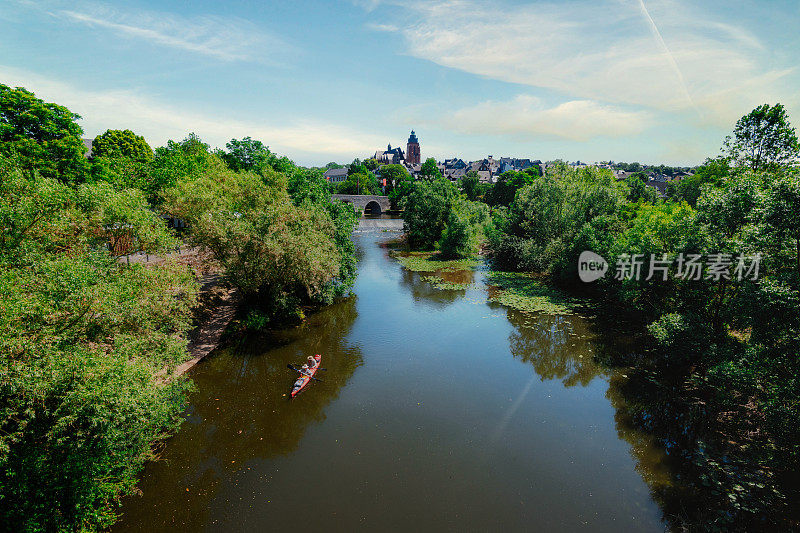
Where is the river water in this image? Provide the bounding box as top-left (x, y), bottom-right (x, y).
top-left (114, 227), bottom-right (669, 532)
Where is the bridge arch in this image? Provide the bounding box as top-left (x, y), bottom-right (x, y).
top-left (331, 194), bottom-right (391, 216)
top-left (364, 200), bottom-right (382, 216)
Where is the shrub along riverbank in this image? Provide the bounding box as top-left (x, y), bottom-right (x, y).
top-left (0, 84), bottom-right (357, 531)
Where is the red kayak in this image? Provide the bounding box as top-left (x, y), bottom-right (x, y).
top-left (291, 354), bottom-right (321, 398)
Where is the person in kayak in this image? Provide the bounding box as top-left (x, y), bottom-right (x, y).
top-left (297, 357), bottom-right (316, 377)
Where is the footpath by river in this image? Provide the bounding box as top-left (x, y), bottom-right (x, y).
top-left (114, 226), bottom-right (668, 532)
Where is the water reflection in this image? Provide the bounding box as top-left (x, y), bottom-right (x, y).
top-left (504, 307), bottom-right (603, 387)
top-left (114, 297), bottom-right (363, 531)
top-left (398, 269), bottom-right (464, 308)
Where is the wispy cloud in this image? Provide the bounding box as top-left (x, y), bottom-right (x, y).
top-left (445, 96), bottom-right (653, 141)
top-left (370, 0), bottom-right (793, 125)
top-left (366, 22), bottom-right (399, 32)
top-left (0, 66), bottom-right (386, 163)
top-left (45, 2), bottom-right (290, 62)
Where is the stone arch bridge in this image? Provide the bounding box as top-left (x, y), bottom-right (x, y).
top-left (331, 194), bottom-right (390, 216)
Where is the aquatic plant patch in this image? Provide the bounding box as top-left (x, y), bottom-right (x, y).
top-left (420, 275), bottom-right (475, 290)
top-left (486, 272), bottom-right (586, 315)
top-left (390, 250), bottom-right (480, 273)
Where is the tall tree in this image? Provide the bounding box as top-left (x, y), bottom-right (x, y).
top-left (221, 136), bottom-right (273, 173)
top-left (724, 103), bottom-right (800, 171)
top-left (92, 129), bottom-right (153, 160)
top-left (0, 84), bottom-right (88, 183)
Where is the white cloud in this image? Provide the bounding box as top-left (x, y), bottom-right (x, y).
top-left (0, 66), bottom-right (386, 163)
top-left (366, 22), bottom-right (399, 32)
top-left (373, 0), bottom-right (795, 125)
top-left (40, 2), bottom-right (290, 62)
top-left (446, 96), bottom-right (653, 141)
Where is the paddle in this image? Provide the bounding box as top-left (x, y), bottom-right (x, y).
top-left (286, 364), bottom-right (324, 382)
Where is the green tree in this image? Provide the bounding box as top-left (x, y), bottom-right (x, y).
top-left (220, 136), bottom-right (274, 174)
top-left (337, 170), bottom-right (380, 195)
top-left (625, 174), bottom-right (658, 203)
top-left (164, 160), bottom-right (343, 322)
top-left (440, 198), bottom-right (490, 258)
top-left (666, 157), bottom-right (729, 206)
top-left (0, 84), bottom-right (88, 183)
top-left (91, 129), bottom-right (153, 160)
top-left (459, 170), bottom-right (487, 201)
top-left (484, 167), bottom-right (541, 207)
top-left (0, 154), bottom-right (198, 532)
top-left (148, 133), bottom-right (214, 201)
top-left (489, 163), bottom-right (627, 272)
top-left (419, 157), bottom-right (442, 181)
top-left (724, 103), bottom-right (800, 171)
top-left (380, 163), bottom-right (410, 193)
top-left (403, 177), bottom-right (459, 250)
top-left (762, 171), bottom-right (800, 278)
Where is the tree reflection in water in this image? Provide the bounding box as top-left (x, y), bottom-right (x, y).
top-left (398, 268), bottom-right (473, 309)
top-left (113, 296), bottom-right (363, 532)
top-left (503, 307), bottom-right (603, 387)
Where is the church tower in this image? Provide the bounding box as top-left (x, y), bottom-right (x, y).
top-left (406, 130), bottom-right (420, 165)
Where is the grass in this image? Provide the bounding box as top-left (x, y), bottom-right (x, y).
top-left (486, 271), bottom-right (586, 315)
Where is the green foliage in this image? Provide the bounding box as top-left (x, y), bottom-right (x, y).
top-left (163, 160), bottom-right (342, 322)
top-left (391, 250), bottom-right (479, 273)
top-left (0, 84), bottom-right (88, 184)
top-left (403, 177), bottom-right (459, 250)
top-left (667, 157), bottom-right (729, 206)
top-left (219, 136), bottom-right (293, 175)
top-left (0, 154), bottom-right (198, 532)
top-left (724, 103), bottom-right (800, 171)
top-left (336, 168), bottom-right (381, 195)
top-left (419, 157), bottom-right (442, 180)
top-left (380, 164), bottom-right (410, 194)
top-left (625, 174), bottom-right (658, 203)
top-left (488, 162), bottom-right (627, 272)
top-left (439, 198), bottom-right (490, 259)
top-left (459, 170), bottom-right (488, 201)
top-left (147, 133), bottom-right (214, 201)
top-left (91, 129), bottom-right (153, 160)
top-left (484, 167), bottom-right (540, 207)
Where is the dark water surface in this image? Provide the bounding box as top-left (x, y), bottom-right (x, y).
top-left (114, 229), bottom-right (667, 532)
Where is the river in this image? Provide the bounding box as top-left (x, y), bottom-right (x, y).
top-left (114, 226), bottom-right (669, 532)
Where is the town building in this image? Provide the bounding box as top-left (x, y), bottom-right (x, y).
top-left (323, 167), bottom-right (348, 183)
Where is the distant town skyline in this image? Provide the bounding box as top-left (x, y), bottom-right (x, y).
top-left (1, 0), bottom-right (798, 166)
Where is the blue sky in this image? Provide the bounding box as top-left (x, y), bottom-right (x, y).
top-left (1, 0), bottom-right (798, 166)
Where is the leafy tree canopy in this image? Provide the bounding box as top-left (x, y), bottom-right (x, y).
top-left (724, 103), bottom-right (800, 171)
top-left (92, 129), bottom-right (153, 160)
top-left (0, 84), bottom-right (88, 183)
top-left (419, 157), bottom-right (442, 181)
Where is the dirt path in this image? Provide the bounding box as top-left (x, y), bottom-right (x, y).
top-left (174, 274), bottom-right (239, 377)
top-left (153, 250), bottom-right (240, 382)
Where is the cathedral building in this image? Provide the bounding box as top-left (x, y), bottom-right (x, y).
top-left (369, 130), bottom-right (421, 166)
